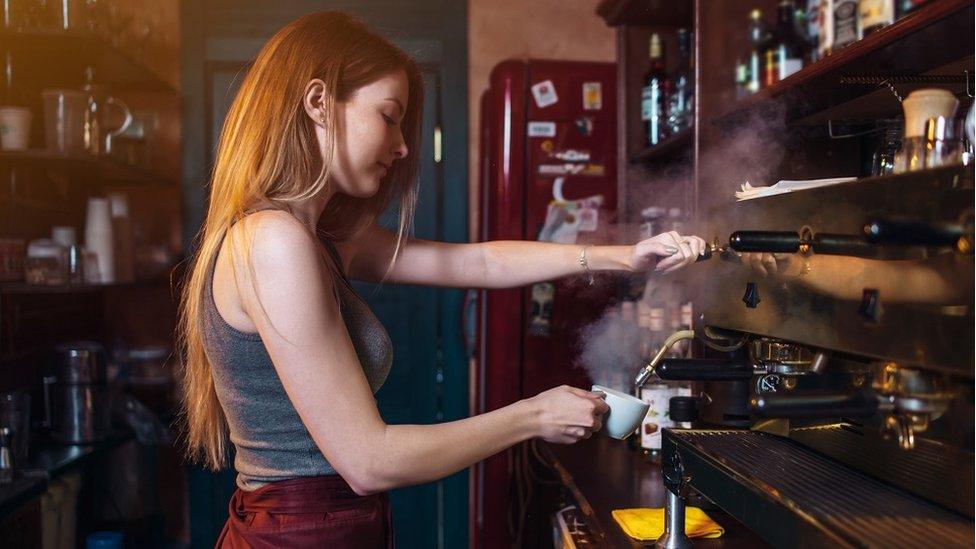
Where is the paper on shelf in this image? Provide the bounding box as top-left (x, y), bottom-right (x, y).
top-left (734, 177), bottom-right (857, 201)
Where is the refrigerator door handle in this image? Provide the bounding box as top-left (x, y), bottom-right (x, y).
top-left (461, 288), bottom-right (478, 359)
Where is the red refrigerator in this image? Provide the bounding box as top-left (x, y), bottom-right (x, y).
top-left (472, 59), bottom-right (617, 548)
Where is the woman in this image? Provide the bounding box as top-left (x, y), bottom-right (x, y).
top-left (178, 11), bottom-right (706, 548)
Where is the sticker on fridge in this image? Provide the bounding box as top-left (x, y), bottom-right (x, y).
top-left (530, 80), bottom-right (559, 109)
top-left (577, 207), bottom-right (598, 232)
top-left (582, 82), bottom-right (602, 110)
top-left (538, 163), bottom-right (605, 177)
top-left (527, 121), bottom-right (556, 138)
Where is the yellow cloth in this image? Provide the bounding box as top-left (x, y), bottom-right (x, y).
top-left (612, 507), bottom-right (725, 541)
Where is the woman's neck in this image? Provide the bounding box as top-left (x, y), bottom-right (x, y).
top-left (252, 186), bottom-right (335, 232)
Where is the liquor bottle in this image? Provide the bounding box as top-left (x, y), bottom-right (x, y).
top-left (896, 0), bottom-right (930, 17)
top-left (667, 28), bottom-right (693, 134)
top-left (775, 0), bottom-right (807, 80)
top-left (859, 0), bottom-right (894, 36)
top-left (806, 0), bottom-right (821, 62)
top-left (734, 58), bottom-right (750, 99)
top-left (638, 285), bottom-right (670, 461)
top-left (641, 33), bottom-right (669, 146)
top-left (747, 9), bottom-right (771, 93)
top-left (832, 0), bottom-right (859, 50)
top-left (817, 0), bottom-right (834, 58)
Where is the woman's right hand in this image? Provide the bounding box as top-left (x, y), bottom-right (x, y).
top-left (523, 385), bottom-right (610, 444)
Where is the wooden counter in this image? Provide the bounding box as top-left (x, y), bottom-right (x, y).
top-left (546, 435), bottom-right (769, 548)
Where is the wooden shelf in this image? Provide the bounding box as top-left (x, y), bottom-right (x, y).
top-left (0, 150), bottom-right (175, 186)
top-left (596, 0), bottom-right (692, 27)
top-left (629, 127), bottom-right (692, 164)
top-left (0, 279), bottom-right (170, 295)
top-left (0, 29), bottom-right (175, 92)
top-left (714, 0), bottom-right (974, 127)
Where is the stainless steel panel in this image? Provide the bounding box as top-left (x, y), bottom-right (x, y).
top-left (692, 167), bottom-right (974, 374)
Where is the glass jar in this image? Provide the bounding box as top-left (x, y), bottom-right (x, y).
top-left (25, 239), bottom-right (67, 285)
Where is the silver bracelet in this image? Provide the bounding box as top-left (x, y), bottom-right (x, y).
top-left (578, 245), bottom-right (595, 286)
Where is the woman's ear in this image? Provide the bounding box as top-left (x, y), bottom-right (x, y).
top-left (302, 79), bottom-right (329, 126)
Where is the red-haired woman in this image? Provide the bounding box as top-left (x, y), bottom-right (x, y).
top-left (177, 11), bottom-right (706, 548)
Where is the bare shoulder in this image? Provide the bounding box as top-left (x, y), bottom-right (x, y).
top-left (227, 210), bottom-right (337, 305)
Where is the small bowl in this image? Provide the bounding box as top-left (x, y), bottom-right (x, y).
top-left (592, 384), bottom-right (650, 439)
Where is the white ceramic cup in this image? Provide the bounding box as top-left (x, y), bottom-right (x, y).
top-left (592, 384), bottom-right (650, 440)
top-left (0, 106), bottom-right (32, 150)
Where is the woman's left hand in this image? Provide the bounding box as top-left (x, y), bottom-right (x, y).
top-left (631, 231), bottom-right (707, 274)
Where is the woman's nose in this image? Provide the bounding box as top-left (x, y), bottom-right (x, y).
top-left (393, 136), bottom-right (409, 160)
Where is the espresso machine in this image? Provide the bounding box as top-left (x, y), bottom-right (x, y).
top-left (639, 166), bottom-right (974, 548)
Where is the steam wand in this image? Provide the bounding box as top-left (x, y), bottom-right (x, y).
top-left (634, 330), bottom-right (696, 389)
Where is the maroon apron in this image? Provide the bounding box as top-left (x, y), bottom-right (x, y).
top-left (216, 475), bottom-right (394, 548)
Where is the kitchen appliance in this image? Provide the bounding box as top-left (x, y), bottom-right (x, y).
top-left (648, 166), bottom-right (974, 547)
top-left (473, 59), bottom-right (618, 548)
top-left (45, 342), bottom-right (111, 444)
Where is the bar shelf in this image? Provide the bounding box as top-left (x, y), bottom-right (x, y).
top-left (596, 0), bottom-right (692, 27)
top-left (713, 0), bottom-right (974, 128)
top-left (0, 150), bottom-right (175, 187)
top-left (629, 127), bottom-right (692, 164)
top-left (0, 28), bottom-right (175, 92)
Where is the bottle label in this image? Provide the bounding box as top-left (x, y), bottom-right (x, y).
top-left (780, 57), bottom-right (803, 79)
top-left (649, 307), bottom-right (665, 331)
top-left (859, 0), bottom-right (894, 30)
top-left (640, 385), bottom-right (673, 450)
top-left (641, 87), bottom-right (653, 121)
top-left (833, 0), bottom-right (858, 47)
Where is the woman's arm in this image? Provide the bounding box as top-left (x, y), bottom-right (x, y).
top-left (235, 212), bottom-right (607, 495)
top-left (337, 223), bottom-right (706, 288)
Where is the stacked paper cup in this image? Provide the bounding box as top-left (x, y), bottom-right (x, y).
top-left (84, 197), bottom-right (115, 284)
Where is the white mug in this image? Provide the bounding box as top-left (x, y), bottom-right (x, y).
top-left (0, 107), bottom-right (32, 151)
top-left (592, 384), bottom-right (650, 440)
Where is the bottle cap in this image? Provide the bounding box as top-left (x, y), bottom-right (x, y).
top-left (649, 34), bottom-right (662, 59)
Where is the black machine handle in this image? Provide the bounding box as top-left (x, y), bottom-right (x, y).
top-left (729, 231), bottom-right (882, 257)
top-left (729, 231), bottom-right (801, 253)
top-left (656, 358), bottom-right (754, 381)
top-left (863, 217), bottom-right (965, 247)
top-left (750, 392), bottom-right (879, 418)
top-left (811, 233), bottom-right (882, 257)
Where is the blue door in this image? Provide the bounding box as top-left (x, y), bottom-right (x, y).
top-left (353, 67), bottom-right (469, 549)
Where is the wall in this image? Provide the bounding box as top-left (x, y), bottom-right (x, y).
top-left (467, 0), bottom-right (615, 239)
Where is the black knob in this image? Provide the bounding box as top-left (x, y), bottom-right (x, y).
top-left (670, 396), bottom-right (699, 423)
top-left (743, 282), bottom-right (760, 308)
top-left (858, 288), bottom-right (881, 323)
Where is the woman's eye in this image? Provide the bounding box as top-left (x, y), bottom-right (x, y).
top-left (382, 113), bottom-right (397, 127)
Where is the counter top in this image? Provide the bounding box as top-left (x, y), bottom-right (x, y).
top-left (0, 429), bottom-right (133, 520)
top-left (547, 435), bottom-right (769, 548)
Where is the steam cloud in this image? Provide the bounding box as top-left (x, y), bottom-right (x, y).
top-left (574, 100), bottom-right (791, 390)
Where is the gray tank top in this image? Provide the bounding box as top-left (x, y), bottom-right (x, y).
top-left (203, 224), bottom-right (393, 491)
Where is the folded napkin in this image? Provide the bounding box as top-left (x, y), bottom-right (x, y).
top-left (734, 177), bottom-right (857, 201)
top-left (611, 507), bottom-right (724, 541)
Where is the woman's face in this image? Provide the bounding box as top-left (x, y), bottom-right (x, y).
top-left (324, 70), bottom-right (410, 198)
